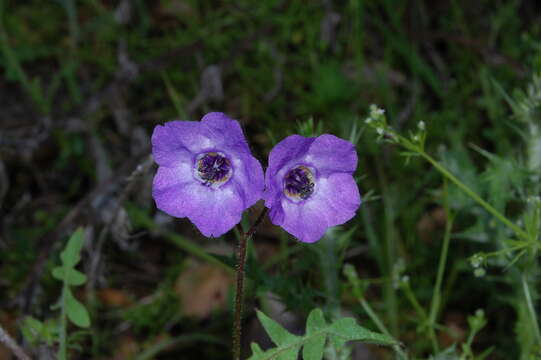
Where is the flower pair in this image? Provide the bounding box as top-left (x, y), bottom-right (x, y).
top-left (151, 113), bottom-right (361, 243)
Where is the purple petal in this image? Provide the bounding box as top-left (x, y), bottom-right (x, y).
top-left (310, 173), bottom-right (361, 227)
top-left (151, 121), bottom-right (203, 167)
top-left (152, 113), bottom-right (265, 237)
top-left (265, 135), bottom-right (315, 175)
top-left (263, 135), bottom-right (315, 208)
top-left (265, 173), bottom-right (360, 243)
top-left (279, 198), bottom-right (329, 243)
top-left (186, 185), bottom-right (244, 237)
top-left (152, 165), bottom-right (195, 218)
top-left (201, 112), bottom-right (251, 155)
top-left (230, 154), bottom-right (264, 208)
top-left (303, 134), bottom-right (357, 175)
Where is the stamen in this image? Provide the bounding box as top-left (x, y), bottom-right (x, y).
top-left (195, 152), bottom-right (232, 188)
top-left (283, 165), bottom-right (315, 201)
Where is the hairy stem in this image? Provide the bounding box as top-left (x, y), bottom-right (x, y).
top-left (233, 208), bottom-right (268, 360)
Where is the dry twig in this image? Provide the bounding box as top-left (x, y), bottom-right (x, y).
top-left (0, 324), bottom-right (31, 360)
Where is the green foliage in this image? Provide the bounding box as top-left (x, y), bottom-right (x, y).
top-left (54, 227), bottom-right (90, 329)
top-left (124, 289), bottom-right (179, 336)
top-left (248, 308), bottom-right (398, 360)
top-left (54, 228), bottom-right (91, 360)
top-left (3, 0), bottom-right (541, 358)
top-left (21, 316), bottom-right (58, 347)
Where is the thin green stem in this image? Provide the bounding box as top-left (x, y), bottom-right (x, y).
top-left (359, 298), bottom-right (391, 338)
top-left (428, 180), bottom-right (454, 353)
top-left (59, 284), bottom-right (68, 360)
top-left (401, 280), bottom-right (428, 320)
top-left (376, 162), bottom-right (399, 336)
top-left (401, 280), bottom-right (438, 352)
top-left (418, 151), bottom-right (529, 240)
top-left (521, 274), bottom-right (541, 345)
top-left (358, 298), bottom-right (408, 360)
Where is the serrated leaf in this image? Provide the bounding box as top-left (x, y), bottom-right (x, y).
top-left (303, 309), bottom-right (326, 360)
top-left (329, 317), bottom-right (396, 346)
top-left (250, 343), bottom-right (265, 356)
top-left (256, 309), bottom-right (299, 346)
top-left (52, 267), bottom-right (87, 286)
top-left (277, 346), bottom-right (301, 360)
top-left (249, 309), bottom-right (397, 360)
top-left (306, 309), bottom-right (326, 333)
top-left (248, 345), bottom-right (301, 360)
top-left (65, 288), bottom-right (90, 328)
top-left (60, 228), bottom-right (85, 268)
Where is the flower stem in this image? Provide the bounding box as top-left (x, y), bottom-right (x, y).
top-left (232, 208), bottom-right (268, 360)
top-left (59, 281), bottom-right (68, 360)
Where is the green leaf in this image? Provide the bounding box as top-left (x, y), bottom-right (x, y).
top-left (21, 316), bottom-right (44, 345)
top-left (60, 227), bottom-right (85, 268)
top-left (303, 309), bottom-right (326, 360)
top-left (65, 288), bottom-right (90, 328)
top-left (257, 309), bottom-right (299, 346)
top-left (248, 308), bottom-right (398, 360)
top-left (52, 267), bottom-right (87, 286)
top-left (329, 317), bottom-right (396, 346)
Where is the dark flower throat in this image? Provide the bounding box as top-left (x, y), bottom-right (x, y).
top-left (197, 152), bottom-right (232, 187)
top-left (284, 166), bottom-right (315, 201)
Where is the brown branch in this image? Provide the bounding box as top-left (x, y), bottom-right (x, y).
top-left (0, 324), bottom-right (31, 360)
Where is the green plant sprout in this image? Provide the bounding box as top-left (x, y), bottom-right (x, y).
top-left (52, 227), bottom-right (91, 360)
top-left (248, 308), bottom-right (398, 360)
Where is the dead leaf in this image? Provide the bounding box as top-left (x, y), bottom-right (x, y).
top-left (439, 311), bottom-right (467, 348)
top-left (113, 335), bottom-right (140, 360)
top-left (417, 207), bottom-right (447, 243)
top-left (175, 261), bottom-right (233, 318)
top-left (98, 288), bottom-right (132, 308)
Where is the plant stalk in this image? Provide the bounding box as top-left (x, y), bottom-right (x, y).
top-left (419, 151), bottom-right (529, 240)
top-left (233, 208), bottom-right (267, 360)
top-left (522, 273), bottom-right (541, 345)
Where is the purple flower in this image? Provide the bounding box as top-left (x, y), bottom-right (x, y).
top-left (263, 134), bottom-right (361, 243)
top-left (152, 112), bottom-right (264, 237)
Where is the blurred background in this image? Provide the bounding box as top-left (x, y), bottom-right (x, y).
top-left (1, 0), bottom-right (541, 359)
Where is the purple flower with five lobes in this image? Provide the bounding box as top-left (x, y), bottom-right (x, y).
top-left (151, 112), bottom-right (264, 237)
top-left (263, 134), bottom-right (361, 243)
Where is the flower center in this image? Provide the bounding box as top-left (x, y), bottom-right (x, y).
top-left (194, 152), bottom-right (232, 188)
top-left (283, 165), bottom-right (315, 201)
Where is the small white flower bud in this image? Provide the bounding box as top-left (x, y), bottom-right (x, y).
top-left (474, 268), bottom-right (486, 278)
